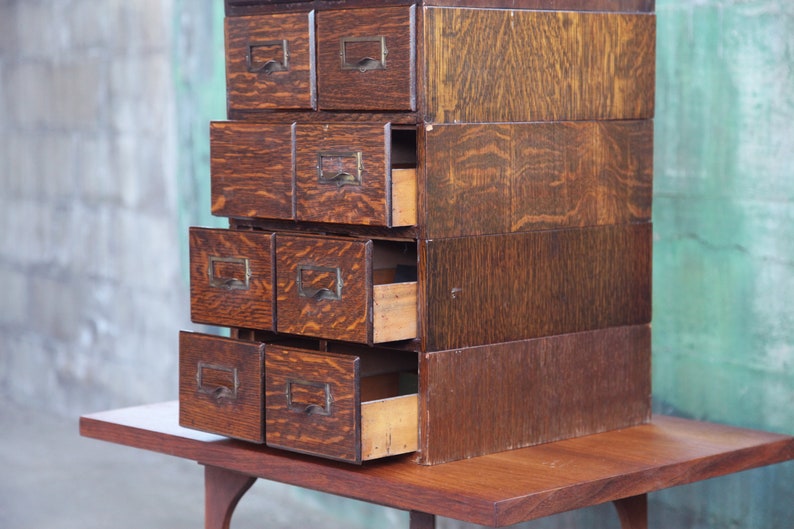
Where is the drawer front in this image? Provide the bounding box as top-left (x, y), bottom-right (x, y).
top-left (295, 123), bottom-right (391, 226)
top-left (226, 12), bottom-right (315, 111)
top-left (316, 6), bottom-right (415, 111)
top-left (179, 331), bottom-right (266, 443)
top-left (276, 234), bottom-right (371, 343)
top-left (265, 345), bottom-right (362, 462)
top-left (210, 121), bottom-right (295, 220)
top-left (189, 227), bottom-right (275, 330)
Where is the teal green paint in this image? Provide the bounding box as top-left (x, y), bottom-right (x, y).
top-left (653, 0), bottom-right (794, 428)
top-left (173, 0), bottom-right (228, 285)
top-left (653, 1), bottom-right (794, 527)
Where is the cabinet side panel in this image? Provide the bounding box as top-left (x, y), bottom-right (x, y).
top-left (423, 224), bottom-right (652, 351)
top-left (423, 8), bottom-right (655, 123)
top-left (424, 121), bottom-right (654, 238)
top-left (418, 325), bottom-right (652, 465)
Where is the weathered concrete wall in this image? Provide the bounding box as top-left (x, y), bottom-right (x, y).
top-left (0, 0), bottom-right (188, 415)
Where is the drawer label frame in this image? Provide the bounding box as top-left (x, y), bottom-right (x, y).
top-left (286, 379), bottom-right (333, 416)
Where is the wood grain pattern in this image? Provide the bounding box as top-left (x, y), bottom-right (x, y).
top-left (225, 1), bottom-right (655, 17)
top-left (189, 227), bottom-right (275, 330)
top-left (204, 466), bottom-right (257, 529)
top-left (418, 325), bottom-right (651, 465)
top-left (372, 282), bottom-right (418, 343)
top-left (361, 394), bottom-right (419, 460)
top-left (179, 332), bottom-right (266, 443)
top-left (425, 0), bottom-right (653, 10)
top-left (225, 12), bottom-right (315, 111)
top-left (424, 9), bottom-right (656, 123)
top-left (81, 402), bottom-right (794, 525)
top-left (423, 223), bottom-right (652, 351)
top-left (210, 121), bottom-right (295, 220)
top-left (295, 123), bottom-right (392, 226)
top-left (317, 6), bottom-right (416, 111)
top-left (423, 121), bottom-right (653, 238)
top-left (265, 345), bottom-right (362, 462)
top-left (276, 234), bottom-right (372, 343)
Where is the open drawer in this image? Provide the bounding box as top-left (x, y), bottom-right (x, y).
top-left (210, 121), bottom-right (417, 227)
top-left (275, 233), bottom-right (417, 344)
top-left (265, 344), bottom-right (418, 463)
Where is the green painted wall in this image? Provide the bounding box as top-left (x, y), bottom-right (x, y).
top-left (173, 0), bottom-right (228, 283)
top-left (173, 1), bottom-right (794, 527)
top-left (651, 0), bottom-right (794, 526)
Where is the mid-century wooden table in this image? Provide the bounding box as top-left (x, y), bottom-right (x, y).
top-left (80, 401), bottom-right (794, 529)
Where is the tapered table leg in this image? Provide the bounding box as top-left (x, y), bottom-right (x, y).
top-left (205, 465), bottom-right (257, 529)
top-left (410, 511), bottom-right (436, 529)
top-left (613, 494), bottom-right (648, 529)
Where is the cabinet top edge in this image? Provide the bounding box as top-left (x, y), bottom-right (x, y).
top-left (225, 1), bottom-right (654, 16)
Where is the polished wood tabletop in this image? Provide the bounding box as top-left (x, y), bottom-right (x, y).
top-left (80, 401), bottom-right (794, 528)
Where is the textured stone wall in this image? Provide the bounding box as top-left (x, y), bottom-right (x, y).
top-left (0, 0), bottom-right (185, 415)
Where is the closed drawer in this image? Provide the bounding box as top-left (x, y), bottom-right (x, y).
top-left (179, 331), bottom-right (266, 443)
top-left (189, 227), bottom-right (275, 330)
top-left (210, 121), bottom-right (295, 220)
top-left (226, 12), bottom-right (315, 112)
top-left (265, 344), bottom-right (418, 463)
top-left (210, 121), bottom-right (416, 227)
top-left (275, 234), bottom-right (417, 344)
top-left (317, 6), bottom-right (416, 111)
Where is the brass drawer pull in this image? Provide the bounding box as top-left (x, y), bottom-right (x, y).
top-left (286, 379), bottom-right (332, 416)
top-left (340, 36), bottom-right (387, 72)
top-left (246, 40), bottom-right (289, 74)
top-left (196, 362), bottom-right (239, 403)
top-left (208, 256), bottom-right (251, 291)
top-left (317, 151), bottom-right (363, 187)
top-left (297, 264), bottom-right (343, 300)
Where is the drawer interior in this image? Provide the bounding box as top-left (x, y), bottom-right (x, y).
top-left (328, 345), bottom-right (419, 461)
top-left (372, 239), bottom-right (418, 343)
top-left (264, 341), bottom-right (419, 462)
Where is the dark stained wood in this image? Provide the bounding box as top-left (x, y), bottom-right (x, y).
top-left (227, 0), bottom-right (413, 17)
top-left (225, 1), bottom-right (654, 16)
top-left (613, 494), bottom-right (648, 529)
top-left (410, 511), bottom-right (436, 529)
top-left (225, 12), bottom-right (316, 111)
top-left (424, 0), bottom-right (653, 10)
top-left (316, 6), bottom-right (417, 111)
top-left (210, 121), bottom-right (296, 220)
top-left (423, 121), bottom-right (653, 238)
top-left (424, 9), bottom-right (655, 123)
top-left (275, 234), bottom-right (373, 343)
top-left (230, 216), bottom-right (421, 246)
top-left (189, 227), bottom-right (275, 330)
top-left (226, 109), bottom-right (420, 125)
top-left (80, 402), bottom-right (794, 527)
top-left (418, 325), bottom-right (651, 465)
top-left (294, 122), bottom-right (392, 226)
top-left (204, 466), bottom-right (256, 529)
top-left (422, 223), bottom-right (652, 351)
top-left (179, 332), bottom-right (266, 443)
top-left (265, 345), bottom-right (363, 462)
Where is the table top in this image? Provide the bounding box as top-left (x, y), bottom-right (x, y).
top-left (80, 401), bottom-right (794, 527)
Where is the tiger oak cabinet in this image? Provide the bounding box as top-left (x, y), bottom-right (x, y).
top-left (178, 0), bottom-right (657, 465)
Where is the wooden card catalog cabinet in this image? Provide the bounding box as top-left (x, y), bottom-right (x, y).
top-left (178, 0), bottom-right (656, 465)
